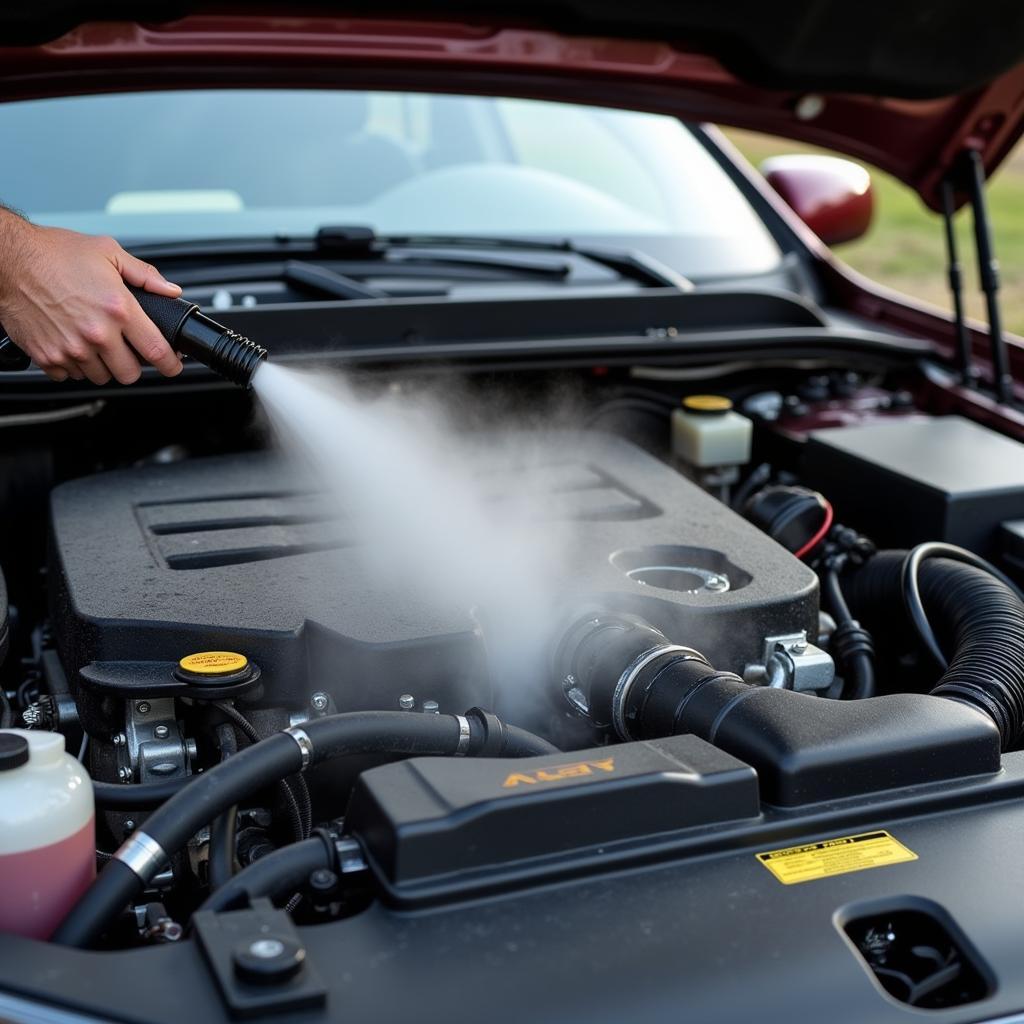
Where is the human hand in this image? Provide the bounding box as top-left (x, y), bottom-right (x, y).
top-left (0, 212), bottom-right (184, 384)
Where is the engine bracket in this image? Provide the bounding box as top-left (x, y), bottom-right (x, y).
top-left (193, 899), bottom-right (326, 1020)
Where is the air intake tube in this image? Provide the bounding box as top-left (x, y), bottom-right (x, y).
top-left (553, 611), bottom-right (1001, 807)
top-left (842, 547), bottom-right (1024, 750)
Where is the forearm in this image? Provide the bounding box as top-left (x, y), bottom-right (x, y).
top-left (0, 205), bottom-right (35, 308)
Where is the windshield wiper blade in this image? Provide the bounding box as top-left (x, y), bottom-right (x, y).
top-left (376, 234), bottom-right (694, 292)
top-left (128, 228), bottom-right (692, 291)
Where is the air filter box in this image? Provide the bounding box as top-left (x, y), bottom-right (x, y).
top-left (803, 416), bottom-right (1024, 557)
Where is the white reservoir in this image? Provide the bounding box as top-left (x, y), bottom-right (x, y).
top-left (671, 395), bottom-right (752, 469)
top-left (0, 730), bottom-right (95, 939)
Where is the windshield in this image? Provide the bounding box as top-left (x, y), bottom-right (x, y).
top-left (2, 89), bottom-right (781, 279)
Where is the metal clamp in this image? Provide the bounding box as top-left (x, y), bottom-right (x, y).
top-left (114, 831), bottom-right (168, 883)
top-left (453, 715), bottom-right (472, 756)
top-left (284, 726), bottom-right (313, 770)
top-left (612, 644), bottom-right (703, 740)
top-left (744, 632), bottom-right (835, 693)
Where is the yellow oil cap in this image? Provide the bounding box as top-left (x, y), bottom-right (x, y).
top-left (178, 651), bottom-right (249, 676)
top-left (682, 394), bottom-right (733, 415)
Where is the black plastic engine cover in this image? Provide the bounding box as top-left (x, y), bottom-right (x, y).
top-left (347, 734), bottom-right (759, 904)
top-left (49, 433), bottom-right (817, 713)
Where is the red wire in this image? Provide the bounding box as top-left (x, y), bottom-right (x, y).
top-left (793, 498), bottom-right (834, 560)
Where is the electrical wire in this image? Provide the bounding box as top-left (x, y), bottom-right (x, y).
top-left (900, 542), bottom-right (1024, 671)
top-left (794, 498), bottom-right (834, 560)
top-left (214, 702), bottom-right (310, 843)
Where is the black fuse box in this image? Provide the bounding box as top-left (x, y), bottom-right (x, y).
top-left (803, 416), bottom-right (1024, 557)
top-left (346, 734), bottom-right (759, 905)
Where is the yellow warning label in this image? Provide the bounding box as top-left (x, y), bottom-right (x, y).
top-left (756, 830), bottom-right (917, 885)
top-left (178, 651), bottom-right (249, 675)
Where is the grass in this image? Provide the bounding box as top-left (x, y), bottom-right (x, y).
top-left (724, 129), bottom-right (1024, 336)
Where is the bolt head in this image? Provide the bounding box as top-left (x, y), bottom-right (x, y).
top-left (250, 939), bottom-right (285, 959)
top-left (118, 766), bottom-right (131, 782)
top-left (136, 702), bottom-right (151, 715)
top-left (422, 700), bottom-right (440, 714)
top-left (791, 639), bottom-right (809, 654)
top-left (233, 935), bottom-right (306, 985)
top-left (153, 724), bottom-right (170, 739)
top-left (398, 694), bottom-right (416, 710)
top-left (310, 692), bottom-right (329, 712)
top-left (113, 733), bottom-right (125, 747)
top-left (705, 575), bottom-right (729, 592)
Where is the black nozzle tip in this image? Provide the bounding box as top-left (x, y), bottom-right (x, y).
top-left (217, 331), bottom-right (268, 389)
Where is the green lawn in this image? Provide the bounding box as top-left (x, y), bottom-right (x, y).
top-left (724, 129), bottom-right (1024, 336)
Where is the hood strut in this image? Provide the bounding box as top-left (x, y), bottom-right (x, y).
top-left (940, 179), bottom-right (975, 388)
top-left (961, 150), bottom-right (1014, 405)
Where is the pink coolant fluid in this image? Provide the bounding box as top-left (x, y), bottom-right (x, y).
top-left (0, 730), bottom-right (95, 940)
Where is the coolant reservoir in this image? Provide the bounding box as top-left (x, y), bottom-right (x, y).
top-left (671, 395), bottom-right (752, 468)
top-left (0, 730), bottom-right (95, 939)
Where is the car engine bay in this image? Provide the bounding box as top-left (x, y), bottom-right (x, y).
top-left (1, 346), bottom-right (1024, 1022)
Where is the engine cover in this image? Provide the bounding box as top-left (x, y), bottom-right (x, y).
top-left (49, 433), bottom-right (817, 714)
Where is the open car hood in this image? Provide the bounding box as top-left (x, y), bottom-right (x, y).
top-left (1, 1), bottom-right (1022, 210)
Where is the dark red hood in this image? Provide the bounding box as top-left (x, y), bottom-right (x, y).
top-left (1, 2), bottom-right (1022, 210)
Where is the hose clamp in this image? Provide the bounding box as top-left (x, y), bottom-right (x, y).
top-left (453, 715), bottom-right (472, 756)
top-left (284, 726), bottom-right (313, 770)
top-left (114, 831), bottom-right (167, 883)
top-left (612, 644), bottom-right (702, 740)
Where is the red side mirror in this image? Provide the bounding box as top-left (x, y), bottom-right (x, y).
top-left (761, 155), bottom-right (873, 246)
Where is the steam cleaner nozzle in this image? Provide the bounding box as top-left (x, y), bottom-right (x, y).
top-left (0, 286), bottom-right (267, 387)
top-left (126, 286), bottom-right (267, 387)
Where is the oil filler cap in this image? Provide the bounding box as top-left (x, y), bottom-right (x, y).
top-left (176, 651), bottom-right (253, 686)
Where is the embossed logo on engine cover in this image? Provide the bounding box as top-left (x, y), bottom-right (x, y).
top-left (502, 758), bottom-right (616, 788)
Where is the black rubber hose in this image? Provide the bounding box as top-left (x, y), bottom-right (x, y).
top-left (502, 724), bottom-right (559, 756)
top-left (54, 710), bottom-right (550, 947)
top-left (822, 568), bottom-right (876, 699)
top-left (844, 551), bottom-right (1024, 749)
top-left (92, 777), bottom-right (191, 809)
top-left (197, 836), bottom-right (331, 915)
top-left (208, 723), bottom-right (239, 891)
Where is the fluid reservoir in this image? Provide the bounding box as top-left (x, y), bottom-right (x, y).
top-left (0, 730), bottom-right (95, 939)
top-left (671, 395), bottom-right (752, 468)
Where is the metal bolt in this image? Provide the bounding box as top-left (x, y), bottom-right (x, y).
top-left (310, 691), bottom-right (329, 713)
top-left (113, 733), bottom-right (125, 747)
top-left (136, 702), bottom-right (151, 715)
top-left (705, 575), bottom-right (729, 592)
top-left (249, 939), bottom-right (286, 960)
top-left (118, 766), bottom-right (131, 782)
top-left (153, 724), bottom-right (170, 739)
top-left (790, 638), bottom-right (809, 655)
top-left (398, 694), bottom-right (416, 711)
top-left (422, 700), bottom-right (440, 714)
top-left (124, 819), bottom-right (135, 831)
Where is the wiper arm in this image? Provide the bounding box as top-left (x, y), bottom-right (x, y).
top-left (128, 227), bottom-right (693, 292)
top-left (376, 234), bottom-right (693, 292)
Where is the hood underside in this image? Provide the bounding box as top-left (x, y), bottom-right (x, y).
top-left (1, 2), bottom-right (1023, 210)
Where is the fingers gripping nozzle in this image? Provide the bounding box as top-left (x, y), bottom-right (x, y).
top-left (0, 287), bottom-right (268, 387)
top-left (126, 286), bottom-right (267, 388)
